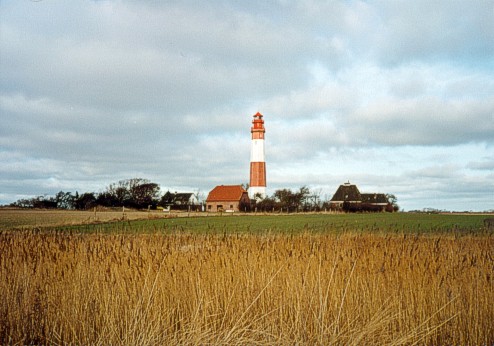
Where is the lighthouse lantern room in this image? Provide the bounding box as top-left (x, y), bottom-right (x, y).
top-left (249, 112), bottom-right (266, 199)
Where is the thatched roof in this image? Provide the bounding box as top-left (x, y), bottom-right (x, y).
top-left (330, 182), bottom-right (362, 202)
top-left (361, 193), bottom-right (388, 204)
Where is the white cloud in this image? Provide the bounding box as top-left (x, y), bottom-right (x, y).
top-left (0, 0), bottom-right (493, 211)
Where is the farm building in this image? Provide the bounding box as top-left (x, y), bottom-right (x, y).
top-left (330, 182), bottom-right (390, 212)
top-left (361, 193), bottom-right (389, 209)
top-left (160, 191), bottom-right (198, 210)
top-left (206, 185), bottom-right (250, 212)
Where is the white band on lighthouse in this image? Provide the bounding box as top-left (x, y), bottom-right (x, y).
top-left (249, 186), bottom-right (266, 199)
top-left (250, 139), bottom-right (265, 162)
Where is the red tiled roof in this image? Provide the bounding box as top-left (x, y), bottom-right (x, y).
top-left (206, 185), bottom-right (247, 202)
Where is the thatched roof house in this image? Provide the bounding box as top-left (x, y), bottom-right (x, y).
top-left (330, 182), bottom-right (390, 212)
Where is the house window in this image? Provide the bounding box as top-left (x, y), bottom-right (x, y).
top-left (230, 205), bottom-right (233, 209)
top-left (208, 205), bottom-right (211, 210)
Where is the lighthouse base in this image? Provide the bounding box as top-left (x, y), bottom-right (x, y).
top-left (249, 186), bottom-right (266, 200)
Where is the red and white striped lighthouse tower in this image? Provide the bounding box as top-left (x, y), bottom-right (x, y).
top-left (249, 112), bottom-right (266, 199)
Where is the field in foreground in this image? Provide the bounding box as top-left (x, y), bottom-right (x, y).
top-left (0, 208), bottom-right (489, 234)
top-left (1, 226), bottom-right (493, 345)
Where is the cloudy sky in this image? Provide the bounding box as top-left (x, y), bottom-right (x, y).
top-left (1, 1), bottom-right (493, 211)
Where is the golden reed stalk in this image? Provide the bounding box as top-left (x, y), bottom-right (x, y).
top-left (1, 230), bottom-right (492, 345)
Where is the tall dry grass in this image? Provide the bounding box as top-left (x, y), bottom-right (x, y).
top-left (1, 230), bottom-right (492, 345)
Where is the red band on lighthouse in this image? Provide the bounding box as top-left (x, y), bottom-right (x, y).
top-left (250, 162), bottom-right (266, 186)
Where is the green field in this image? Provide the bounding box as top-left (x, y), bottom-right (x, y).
top-left (114, 212), bottom-right (489, 235)
top-left (1, 209), bottom-right (490, 234)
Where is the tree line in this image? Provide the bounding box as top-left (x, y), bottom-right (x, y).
top-left (10, 178), bottom-right (161, 210)
top-left (9, 178), bottom-right (398, 212)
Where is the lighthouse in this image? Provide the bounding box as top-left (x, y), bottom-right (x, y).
top-left (249, 112), bottom-right (266, 199)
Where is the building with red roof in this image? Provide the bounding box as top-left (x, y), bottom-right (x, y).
top-left (206, 185), bottom-right (250, 212)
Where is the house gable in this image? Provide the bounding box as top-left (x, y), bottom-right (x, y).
top-left (161, 191), bottom-right (198, 210)
top-left (172, 193), bottom-right (195, 205)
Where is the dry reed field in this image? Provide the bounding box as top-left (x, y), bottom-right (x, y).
top-left (1, 228), bottom-right (493, 345)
